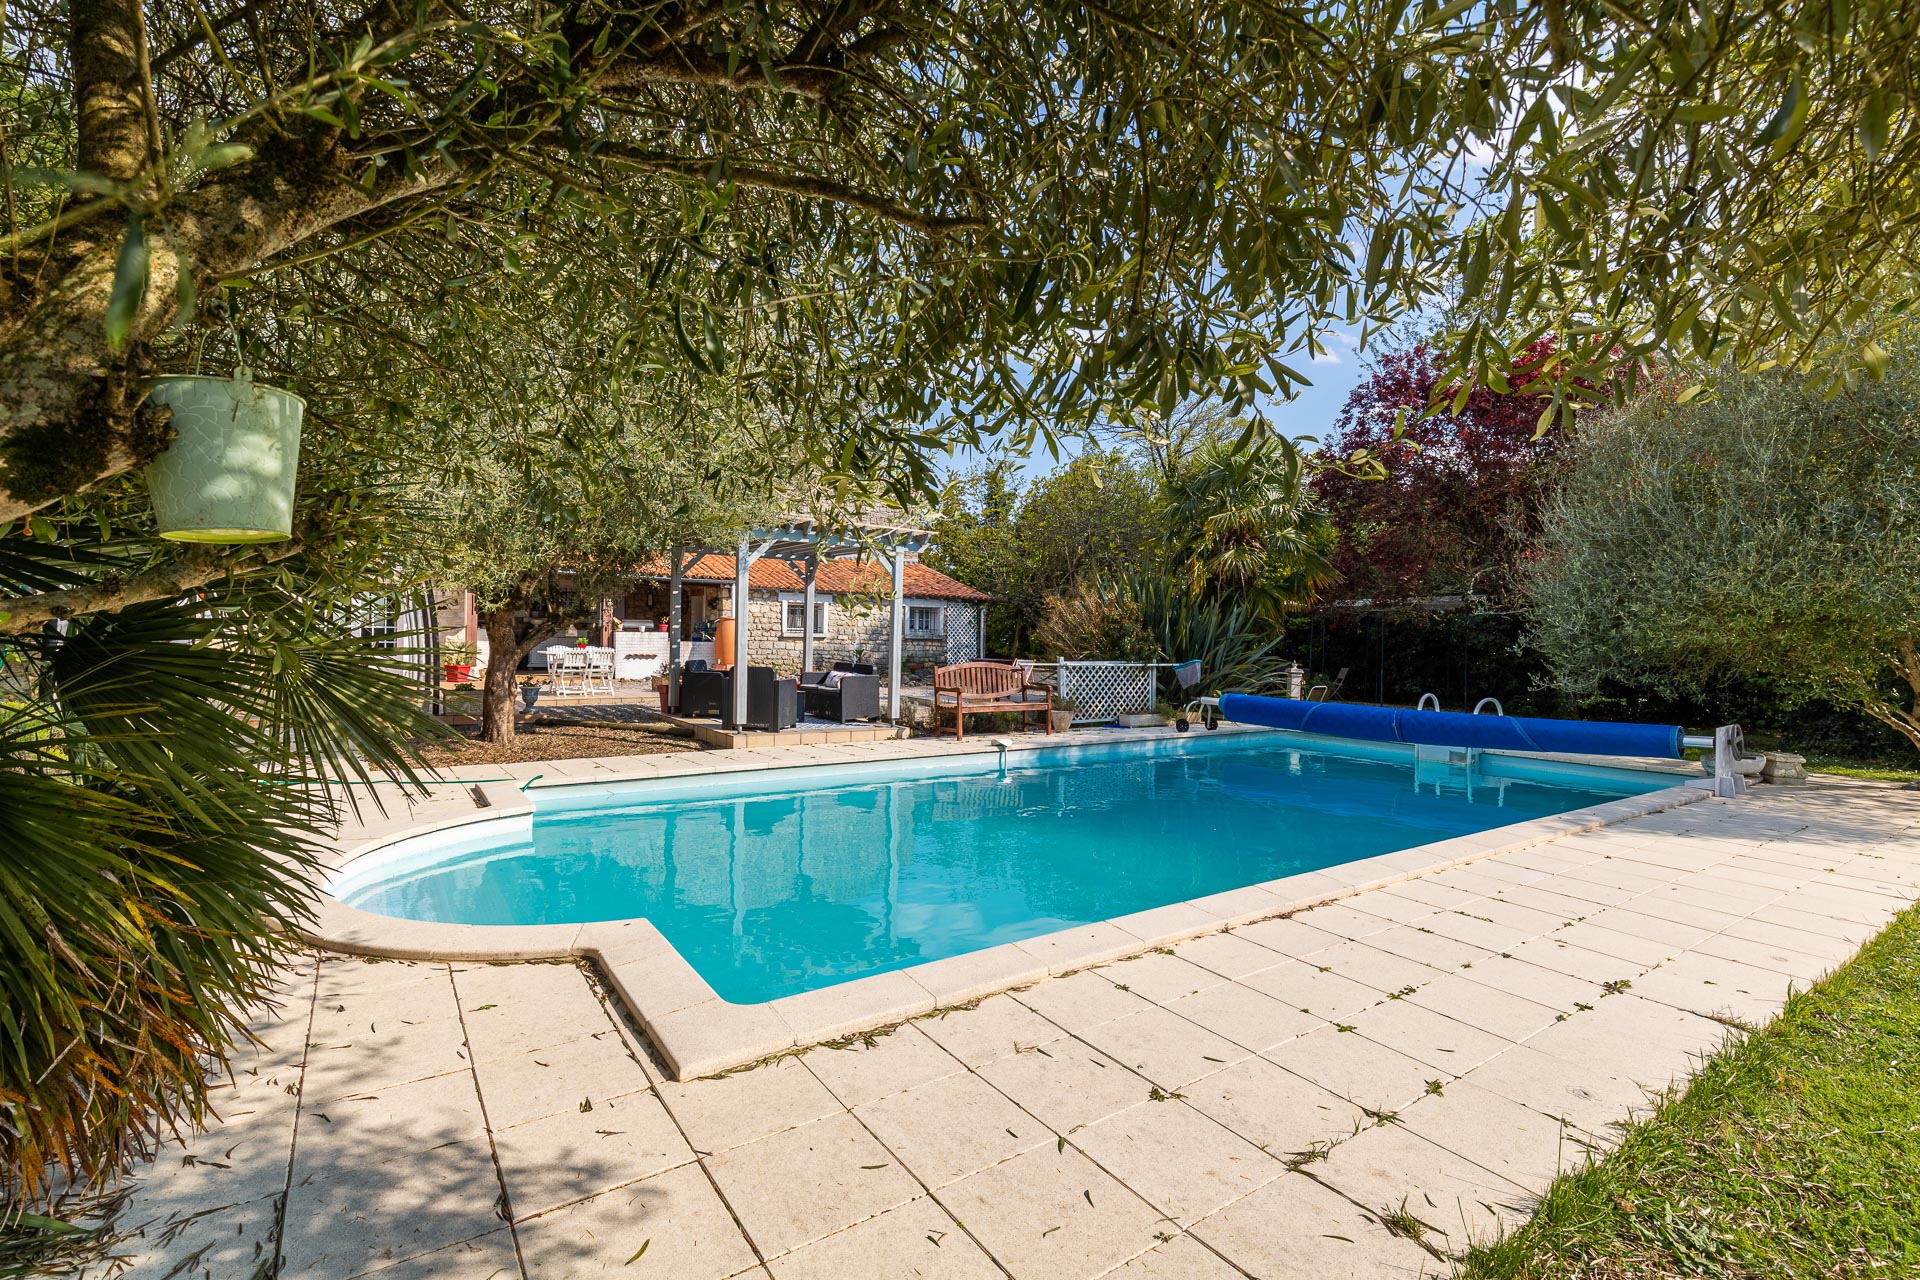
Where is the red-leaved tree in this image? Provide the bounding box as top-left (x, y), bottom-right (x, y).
top-left (1311, 341), bottom-right (1570, 607)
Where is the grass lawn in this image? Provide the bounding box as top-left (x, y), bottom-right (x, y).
top-left (1802, 758), bottom-right (1920, 785)
top-left (1460, 903), bottom-right (1920, 1279)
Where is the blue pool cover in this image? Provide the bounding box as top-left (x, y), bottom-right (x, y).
top-left (1217, 694), bottom-right (1683, 759)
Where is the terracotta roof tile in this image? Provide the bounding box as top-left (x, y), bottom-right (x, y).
top-left (633, 554), bottom-right (990, 602)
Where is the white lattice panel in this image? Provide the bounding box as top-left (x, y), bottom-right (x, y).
top-left (1055, 661), bottom-right (1157, 721)
top-left (944, 605), bottom-right (981, 664)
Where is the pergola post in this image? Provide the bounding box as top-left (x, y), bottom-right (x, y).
top-left (801, 551), bottom-right (818, 677)
top-left (888, 546), bottom-right (905, 724)
top-left (667, 546), bottom-right (684, 709)
top-left (732, 536), bottom-right (752, 727)
top-left (977, 602), bottom-right (987, 660)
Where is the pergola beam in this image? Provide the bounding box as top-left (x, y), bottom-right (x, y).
top-left (731, 535), bottom-right (752, 727)
top-left (801, 552), bottom-right (818, 676)
top-left (667, 546), bottom-right (684, 708)
top-left (658, 515), bottom-right (935, 732)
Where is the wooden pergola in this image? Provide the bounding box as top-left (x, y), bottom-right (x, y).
top-left (663, 517), bottom-right (935, 728)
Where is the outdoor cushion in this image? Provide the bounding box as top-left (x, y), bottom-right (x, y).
top-left (822, 670), bottom-right (847, 688)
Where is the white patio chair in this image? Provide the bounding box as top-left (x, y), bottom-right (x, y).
top-left (551, 646), bottom-right (588, 696)
top-left (585, 645), bottom-right (615, 695)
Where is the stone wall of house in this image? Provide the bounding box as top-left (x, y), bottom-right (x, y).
top-left (739, 588), bottom-right (955, 679)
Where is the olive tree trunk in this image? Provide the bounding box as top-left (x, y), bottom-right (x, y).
top-left (1864, 636), bottom-right (1920, 756)
top-left (479, 609), bottom-right (523, 747)
top-left (479, 600), bottom-right (567, 746)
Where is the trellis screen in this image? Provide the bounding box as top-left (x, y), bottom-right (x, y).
top-left (943, 605), bottom-right (982, 665)
top-left (1048, 660), bottom-right (1165, 722)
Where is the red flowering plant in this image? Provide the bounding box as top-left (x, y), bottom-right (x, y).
top-left (1310, 340), bottom-right (1572, 608)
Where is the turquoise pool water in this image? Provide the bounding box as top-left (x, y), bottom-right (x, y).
top-left (338, 735), bottom-right (1673, 1002)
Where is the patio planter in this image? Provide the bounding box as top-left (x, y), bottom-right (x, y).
top-left (1049, 710), bottom-right (1075, 732)
top-left (443, 662), bottom-right (473, 683)
top-left (144, 372), bottom-right (304, 543)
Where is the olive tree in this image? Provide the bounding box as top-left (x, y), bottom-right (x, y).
top-left (1525, 357), bottom-right (1920, 753)
top-left (10, 0), bottom-right (1920, 537)
top-left (432, 431), bottom-right (771, 746)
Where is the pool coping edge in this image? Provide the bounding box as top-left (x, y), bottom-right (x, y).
top-left (301, 744), bottom-right (1715, 1080)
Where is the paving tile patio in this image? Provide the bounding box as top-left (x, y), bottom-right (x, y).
top-left (764, 1195), bottom-right (998, 1280)
top-left (933, 1144), bottom-right (1166, 1279)
top-left (513, 1162), bottom-right (762, 1280)
top-left (92, 777), bottom-right (1920, 1278)
top-left (1185, 1170), bottom-right (1441, 1278)
top-left (914, 993), bottom-right (1064, 1066)
top-left (853, 1070), bottom-right (1051, 1189)
top-left (975, 1037), bottom-right (1154, 1133)
top-left (706, 1112), bottom-right (922, 1258)
top-left (1178, 1055), bottom-right (1368, 1159)
top-left (1307, 1120), bottom-right (1529, 1250)
top-left (1263, 1031), bottom-right (1438, 1126)
top-left (1158, 980), bottom-right (1324, 1053)
top-left (1071, 1098), bottom-right (1286, 1225)
top-left (1074, 1007), bottom-right (1254, 1090)
top-left (491, 1089), bottom-right (692, 1219)
top-left (800, 1025), bottom-right (963, 1108)
top-left (1098, 1232), bottom-right (1245, 1278)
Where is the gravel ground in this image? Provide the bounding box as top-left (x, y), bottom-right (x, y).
top-left (416, 718), bottom-right (703, 766)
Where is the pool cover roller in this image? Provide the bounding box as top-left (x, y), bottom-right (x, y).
top-left (1216, 694), bottom-right (1684, 760)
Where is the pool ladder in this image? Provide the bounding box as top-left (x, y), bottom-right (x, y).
top-left (1416, 693), bottom-right (1505, 715)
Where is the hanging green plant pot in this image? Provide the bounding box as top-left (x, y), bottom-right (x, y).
top-left (144, 371), bottom-right (304, 543)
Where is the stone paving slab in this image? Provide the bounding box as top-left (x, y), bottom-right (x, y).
top-left (89, 777), bottom-right (1920, 1278)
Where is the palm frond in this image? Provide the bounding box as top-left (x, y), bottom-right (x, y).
top-left (1, 546), bottom-right (445, 1201)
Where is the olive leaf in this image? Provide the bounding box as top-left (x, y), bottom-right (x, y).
top-left (104, 213), bottom-right (149, 356)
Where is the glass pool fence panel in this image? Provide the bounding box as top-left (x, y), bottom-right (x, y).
top-left (1035, 660), bottom-right (1169, 723)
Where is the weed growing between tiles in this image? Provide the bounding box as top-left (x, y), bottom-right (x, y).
top-left (1460, 903), bottom-right (1920, 1278)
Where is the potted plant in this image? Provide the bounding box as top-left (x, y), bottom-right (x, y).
top-left (144, 368), bottom-right (305, 543)
top-left (442, 640), bottom-right (478, 684)
top-left (650, 671), bottom-right (672, 710)
top-left (1050, 695), bottom-right (1077, 733)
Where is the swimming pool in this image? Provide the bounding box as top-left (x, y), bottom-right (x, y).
top-left (334, 733), bottom-right (1676, 1004)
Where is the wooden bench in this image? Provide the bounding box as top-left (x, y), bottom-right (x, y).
top-left (932, 661), bottom-right (1052, 741)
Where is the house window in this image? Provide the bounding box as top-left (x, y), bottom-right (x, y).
top-left (781, 597), bottom-right (828, 637)
top-left (906, 603), bottom-right (943, 638)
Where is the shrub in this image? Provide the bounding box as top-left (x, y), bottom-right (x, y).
top-left (1117, 572), bottom-right (1296, 700)
top-left (1525, 358), bottom-right (1920, 754)
top-left (1033, 584), bottom-right (1157, 660)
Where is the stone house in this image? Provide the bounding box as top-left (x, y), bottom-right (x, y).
top-left (625, 553), bottom-right (990, 680)
top-left (445, 552), bottom-right (990, 681)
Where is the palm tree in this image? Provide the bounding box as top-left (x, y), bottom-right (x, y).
top-left (1162, 436), bottom-right (1336, 623)
top-left (0, 529), bottom-right (441, 1205)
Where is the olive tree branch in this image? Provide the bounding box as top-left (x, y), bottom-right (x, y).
top-left (585, 141), bottom-right (990, 235)
top-left (0, 541), bottom-right (307, 632)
